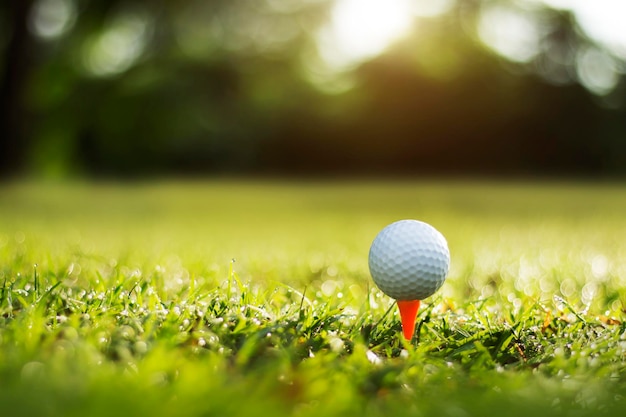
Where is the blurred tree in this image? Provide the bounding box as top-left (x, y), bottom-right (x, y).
top-left (0, 0), bottom-right (624, 178)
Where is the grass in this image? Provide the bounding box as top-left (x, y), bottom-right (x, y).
top-left (1, 179), bottom-right (626, 416)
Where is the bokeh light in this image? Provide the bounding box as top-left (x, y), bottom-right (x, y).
top-left (81, 9), bottom-right (151, 77)
top-left (477, 4), bottom-right (543, 63)
top-left (317, 0), bottom-right (414, 71)
top-left (28, 0), bottom-right (77, 41)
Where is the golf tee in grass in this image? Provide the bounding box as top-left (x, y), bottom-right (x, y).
top-left (397, 300), bottom-right (421, 340)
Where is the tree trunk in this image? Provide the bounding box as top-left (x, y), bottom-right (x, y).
top-left (0, 0), bottom-right (34, 178)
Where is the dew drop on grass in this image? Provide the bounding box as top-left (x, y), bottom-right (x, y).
top-left (553, 295), bottom-right (567, 311)
top-left (329, 337), bottom-right (344, 352)
top-left (366, 350), bottom-right (381, 365)
top-left (134, 341), bottom-right (148, 354)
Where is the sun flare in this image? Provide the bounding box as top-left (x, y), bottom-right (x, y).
top-left (317, 0), bottom-right (415, 70)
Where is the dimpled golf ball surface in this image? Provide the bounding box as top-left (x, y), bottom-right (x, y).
top-left (369, 220), bottom-right (450, 301)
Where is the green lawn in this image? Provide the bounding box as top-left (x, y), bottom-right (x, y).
top-left (1, 180), bottom-right (626, 416)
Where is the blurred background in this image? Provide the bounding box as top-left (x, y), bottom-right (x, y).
top-left (1, 0), bottom-right (625, 179)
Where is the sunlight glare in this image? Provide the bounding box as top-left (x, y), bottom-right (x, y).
top-left (317, 0), bottom-right (414, 70)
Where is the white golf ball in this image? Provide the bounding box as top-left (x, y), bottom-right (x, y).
top-left (368, 220), bottom-right (450, 301)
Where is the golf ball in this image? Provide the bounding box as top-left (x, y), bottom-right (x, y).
top-left (368, 220), bottom-right (449, 301)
